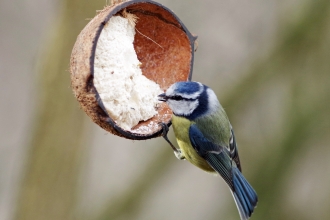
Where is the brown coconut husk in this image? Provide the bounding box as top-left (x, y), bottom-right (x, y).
top-left (70, 0), bottom-right (196, 140)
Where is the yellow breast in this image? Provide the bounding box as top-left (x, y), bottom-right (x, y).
top-left (171, 115), bottom-right (215, 173)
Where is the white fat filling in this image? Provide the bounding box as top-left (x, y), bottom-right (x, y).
top-left (93, 16), bottom-right (162, 131)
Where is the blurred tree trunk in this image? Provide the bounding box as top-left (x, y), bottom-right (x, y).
top-left (14, 1), bottom-right (104, 220)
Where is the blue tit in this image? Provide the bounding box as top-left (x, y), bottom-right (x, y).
top-left (158, 81), bottom-right (258, 220)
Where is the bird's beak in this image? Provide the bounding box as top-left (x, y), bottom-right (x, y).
top-left (158, 93), bottom-right (168, 102)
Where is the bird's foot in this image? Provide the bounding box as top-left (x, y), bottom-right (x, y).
top-left (174, 149), bottom-right (185, 160)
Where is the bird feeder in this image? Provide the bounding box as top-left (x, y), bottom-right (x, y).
top-left (70, 0), bottom-right (196, 140)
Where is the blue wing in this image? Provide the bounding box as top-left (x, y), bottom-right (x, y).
top-left (189, 124), bottom-right (234, 189)
top-left (189, 124), bottom-right (258, 220)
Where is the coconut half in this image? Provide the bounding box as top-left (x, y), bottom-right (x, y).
top-left (70, 0), bottom-right (196, 140)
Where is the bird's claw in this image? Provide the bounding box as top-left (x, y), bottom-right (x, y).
top-left (160, 122), bottom-right (169, 137)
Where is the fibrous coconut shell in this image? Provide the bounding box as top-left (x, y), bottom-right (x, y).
top-left (70, 0), bottom-right (196, 140)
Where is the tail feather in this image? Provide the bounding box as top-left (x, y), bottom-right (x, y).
top-left (232, 167), bottom-right (258, 220)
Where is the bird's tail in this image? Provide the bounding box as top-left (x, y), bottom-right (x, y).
top-left (231, 167), bottom-right (258, 220)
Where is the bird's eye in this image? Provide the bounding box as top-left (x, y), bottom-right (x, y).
top-left (170, 95), bottom-right (183, 101)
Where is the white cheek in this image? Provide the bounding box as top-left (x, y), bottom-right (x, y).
top-left (168, 100), bottom-right (199, 116)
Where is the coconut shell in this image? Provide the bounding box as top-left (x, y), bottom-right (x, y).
top-left (70, 0), bottom-right (196, 140)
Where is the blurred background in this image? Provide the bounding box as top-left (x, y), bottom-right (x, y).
top-left (1, 0), bottom-right (330, 219)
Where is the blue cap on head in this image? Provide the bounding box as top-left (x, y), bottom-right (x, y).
top-left (173, 81), bottom-right (202, 95)
top-left (166, 81), bottom-right (204, 100)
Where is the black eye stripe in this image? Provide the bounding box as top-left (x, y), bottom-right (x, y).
top-left (171, 95), bottom-right (183, 100)
top-left (169, 95), bottom-right (195, 101)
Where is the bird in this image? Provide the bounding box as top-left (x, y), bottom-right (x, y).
top-left (158, 81), bottom-right (258, 220)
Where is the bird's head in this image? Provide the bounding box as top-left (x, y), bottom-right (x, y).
top-left (158, 81), bottom-right (220, 119)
